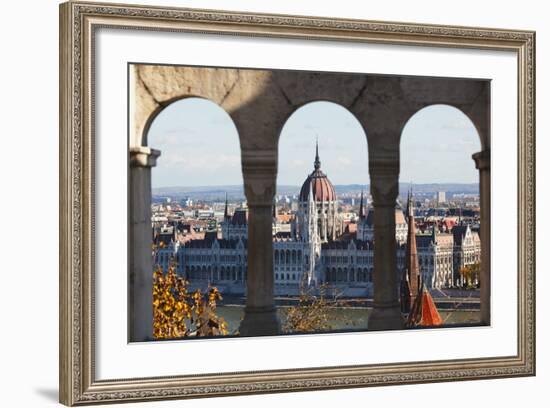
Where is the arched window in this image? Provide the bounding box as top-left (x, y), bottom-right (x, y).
top-left (277, 101), bottom-right (368, 244)
top-left (146, 96), bottom-right (244, 284)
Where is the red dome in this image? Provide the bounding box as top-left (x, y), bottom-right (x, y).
top-left (299, 143), bottom-right (336, 202)
top-left (299, 170), bottom-right (337, 202)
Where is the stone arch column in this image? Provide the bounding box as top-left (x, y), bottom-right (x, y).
top-left (238, 148), bottom-right (280, 336)
top-left (368, 152), bottom-right (404, 330)
top-left (473, 149), bottom-right (490, 324)
top-left (391, 76), bottom-right (490, 327)
top-left (351, 76), bottom-right (409, 330)
top-left (129, 146), bottom-right (160, 342)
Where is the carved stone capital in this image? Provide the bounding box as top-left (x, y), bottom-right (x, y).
top-left (369, 158), bottom-right (399, 207)
top-left (242, 149), bottom-right (277, 207)
top-left (472, 149), bottom-right (490, 171)
top-left (129, 146), bottom-right (161, 168)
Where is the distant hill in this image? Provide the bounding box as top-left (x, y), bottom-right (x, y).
top-left (152, 182), bottom-right (479, 200)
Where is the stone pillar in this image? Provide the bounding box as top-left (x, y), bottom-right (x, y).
top-left (473, 150), bottom-right (491, 325)
top-left (129, 146), bottom-right (160, 342)
top-left (368, 159), bottom-right (404, 330)
top-left (239, 149), bottom-right (280, 336)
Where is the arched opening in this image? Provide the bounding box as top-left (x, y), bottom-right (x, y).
top-left (399, 104), bottom-right (484, 324)
top-left (147, 96), bottom-right (244, 282)
top-left (276, 100), bottom-right (368, 273)
top-left (130, 97), bottom-right (245, 340)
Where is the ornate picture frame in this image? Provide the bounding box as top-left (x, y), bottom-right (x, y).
top-left (59, 1), bottom-right (535, 405)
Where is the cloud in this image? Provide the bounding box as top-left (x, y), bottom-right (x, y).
top-left (159, 151), bottom-right (240, 171)
top-left (441, 118), bottom-right (475, 131)
top-left (290, 159), bottom-right (306, 168)
top-left (336, 156), bottom-right (353, 166)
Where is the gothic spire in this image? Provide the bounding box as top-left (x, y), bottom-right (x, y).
top-left (407, 188), bottom-right (415, 220)
top-left (308, 178), bottom-right (315, 207)
top-left (405, 190), bottom-right (420, 309)
top-left (314, 138), bottom-right (321, 170)
top-left (224, 192), bottom-right (229, 219)
top-left (359, 188), bottom-right (365, 219)
top-left (406, 187), bottom-right (413, 219)
top-left (432, 221), bottom-right (438, 244)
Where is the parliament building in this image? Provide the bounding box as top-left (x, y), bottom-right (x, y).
top-left (155, 145), bottom-right (481, 297)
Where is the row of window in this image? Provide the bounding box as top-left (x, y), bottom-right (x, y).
top-left (184, 266), bottom-right (247, 281)
top-left (323, 255), bottom-right (374, 264)
top-left (325, 268), bottom-right (373, 283)
top-left (274, 250), bottom-right (303, 264)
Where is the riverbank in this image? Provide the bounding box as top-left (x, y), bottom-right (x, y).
top-left (215, 304), bottom-right (482, 335)
top-left (219, 292), bottom-right (481, 311)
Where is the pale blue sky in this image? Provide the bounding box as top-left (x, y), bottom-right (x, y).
top-left (148, 98), bottom-right (481, 188)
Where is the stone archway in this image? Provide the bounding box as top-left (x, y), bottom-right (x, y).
top-left (397, 91), bottom-right (491, 325)
top-left (130, 64), bottom-right (491, 341)
top-left (399, 103), bottom-right (488, 322)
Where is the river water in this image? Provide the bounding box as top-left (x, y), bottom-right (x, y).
top-left (216, 305), bottom-right (481, 335)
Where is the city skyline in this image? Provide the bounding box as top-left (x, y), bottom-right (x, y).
top-left (148, 99), bottom-right (481, 189)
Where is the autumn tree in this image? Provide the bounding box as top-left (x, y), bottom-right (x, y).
top-left (152, 249), bottom-right (228, 339)
top-left (281, 282), bottom-right (351, 334)
top-left (459, 262), bottom-right (481, 288)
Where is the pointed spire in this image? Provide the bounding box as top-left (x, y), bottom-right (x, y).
top-left (359, 188), bottom-right (365, 219)
top-left (405, 188), bottom-right (420, 311)
top-left (224, 192), bottom-right (229, 219)
top-left (405, 188), bottom-right (410, 219)
top-left (407, 187), bottom-right (415, 218)
top-left (308, 178), bottom-right (315, 206)
top-left (314, 138), bottom-right (321, 170)
top-left (303, 181), bottom-right (316, 242)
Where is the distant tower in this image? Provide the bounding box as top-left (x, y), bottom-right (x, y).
top-left (303, 182), bottom-right (319, 243)
top-left (272, 197), bottom-right (279, 236)
top-left (303, 182), bottom-right (322, 286)
top-left (401, 190), bottom-right (421, 313)
top-left (359, 188), bottom-right (366, 220)
top-left (223, 192), bottom-right (229, 221)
